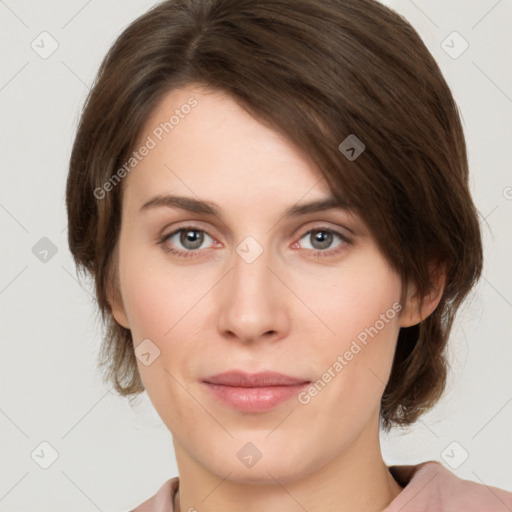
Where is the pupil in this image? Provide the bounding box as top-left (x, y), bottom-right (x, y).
top-left (182, 229), bottom-right (203, 249)
top-left (313, 230), bottom-right (331, 249)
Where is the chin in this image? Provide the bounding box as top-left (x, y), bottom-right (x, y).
top-left (196, 436), bottom-right (323, 486)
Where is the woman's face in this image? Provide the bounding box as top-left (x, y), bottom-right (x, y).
top-left (112, 85), bottom-right (408, 483)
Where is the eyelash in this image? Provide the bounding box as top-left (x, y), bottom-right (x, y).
top-left (158, 224), bottom-right (352, 259)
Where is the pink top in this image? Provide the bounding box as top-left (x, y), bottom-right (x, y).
top-left (130, 460), bottom-right (512, 511)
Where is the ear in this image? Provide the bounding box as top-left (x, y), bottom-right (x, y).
top-left (108, 291), bottom-right (130, 329)
top-left (105, 266), bottom-right (130, 329)
top-left (399, 263), bottom-right (446, 328)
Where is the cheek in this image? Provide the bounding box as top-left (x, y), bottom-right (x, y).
top-left (305, 254), bottom-right (402, 348)
top-left (118, 240), bottom-right (201, 340)
top-left (297, 254), bottom-right (402, 412)
top-left (117, 245), bottom-right (217, 388)
top-left (121, 273), bottom-right (171, 341)
top-left (117, 253), bottom-right (201, 415)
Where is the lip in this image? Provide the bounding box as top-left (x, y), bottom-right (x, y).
top-left (202, 371), bottom-right (311, 412)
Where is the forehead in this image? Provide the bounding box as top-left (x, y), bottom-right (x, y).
top-left (124, 85), bottom-right (333, 210)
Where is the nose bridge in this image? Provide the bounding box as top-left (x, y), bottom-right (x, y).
top-left (233, 235), bottom-right (273, 295)
top-left (217, 234), bottom-right (289, 342)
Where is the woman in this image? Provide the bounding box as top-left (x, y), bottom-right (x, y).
top-left (65, 0), bottom-right (512, 510)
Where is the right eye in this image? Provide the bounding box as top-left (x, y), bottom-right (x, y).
top-left (159, 226), bottom-right (217, 258)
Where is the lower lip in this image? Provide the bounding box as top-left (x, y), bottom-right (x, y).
top-left (203, 382), bottom-right (310, 412)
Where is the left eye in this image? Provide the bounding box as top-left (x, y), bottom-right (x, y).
top-left (296, 228), bottom-right (349, 256)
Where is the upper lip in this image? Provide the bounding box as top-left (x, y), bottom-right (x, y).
top-left (203, 371), bottom-right (310, 387)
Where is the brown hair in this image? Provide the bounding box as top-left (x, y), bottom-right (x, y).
top-left (66, 0), bottom-right (483, 431)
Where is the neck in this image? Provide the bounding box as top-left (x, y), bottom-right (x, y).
top-left (173, 411), bottom-right (403, 512)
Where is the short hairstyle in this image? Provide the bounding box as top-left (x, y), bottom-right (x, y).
top-left (66, 0), bottom-right (483, 431)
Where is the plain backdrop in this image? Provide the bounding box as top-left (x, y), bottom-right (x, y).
top-left (1, 0), bottom-right (511, 510)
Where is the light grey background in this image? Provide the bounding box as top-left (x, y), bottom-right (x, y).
top-left (1, 0), bottom-right (511, 510)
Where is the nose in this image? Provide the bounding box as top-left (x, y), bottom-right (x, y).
top-left (216, 239), bottom-right (291, 345)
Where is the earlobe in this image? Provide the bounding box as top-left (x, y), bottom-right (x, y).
top-left (106, 272), bottom-right (130, 329)
top-left (109, 299), bottom-right (130, 329)
top-left (104, 246), bottom-right (130, 329)
top-left (399, 264), bottom-right (446, 328)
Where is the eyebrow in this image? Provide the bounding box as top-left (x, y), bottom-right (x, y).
top-left (140, 194), bottom-right (350, 218)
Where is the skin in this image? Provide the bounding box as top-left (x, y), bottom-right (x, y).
top-left (109, 84), bottom-right (444, 512)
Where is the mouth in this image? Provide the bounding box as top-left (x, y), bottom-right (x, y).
top-left (202, 371), bottom-right (311, 412)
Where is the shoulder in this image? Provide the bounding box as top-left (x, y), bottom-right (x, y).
top-left (128, 477), bottom-right (179, 512)
top-left (385, 460), bottom-right (512, 512)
